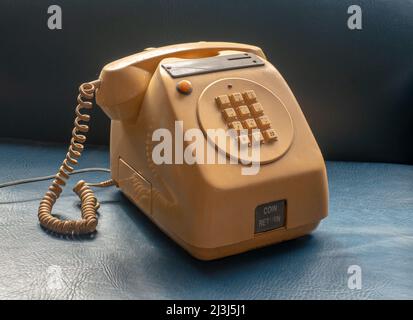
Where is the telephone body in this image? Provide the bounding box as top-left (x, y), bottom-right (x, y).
top-left (90, 42), bottom-right (329, 260)
top-left (36, 42), bottom-right (326, 260)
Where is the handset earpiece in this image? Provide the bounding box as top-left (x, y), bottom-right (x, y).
top-left (96, 66), bottom-right (152, 122)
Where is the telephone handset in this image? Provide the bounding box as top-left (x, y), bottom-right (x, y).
top-left (95, 42), bottom-right (266, 121)
top-left (38, 42), bottom-right (328, 260)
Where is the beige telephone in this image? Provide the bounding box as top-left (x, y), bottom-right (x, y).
top-left (38, 42), bottom-right (328, 260)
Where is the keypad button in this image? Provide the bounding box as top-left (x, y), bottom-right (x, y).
top-left (251, 131), bottom-right (264, 144)
top-left (238, 134), bottom-right (250, 147)
top-left (242, 118), bottom-right (257, 132)
top-left (235, 105), bottom-right (251, 119)
top-left (229, 92), bottom-right (245, 107)
top-left (215, 95), bottom-right (231, 109)
top-left (256, 115), bottom-right (271, 130)
top-left (249, 102), bottom-right (264, 117)
top-left (242, 90), bottom-right (257, 104)
top-left (222, 108), bottom-right (237, 122)
top-left (263, 128), bottom-right (278, 142)
top-left (229, 121), bottom-right (244, 134)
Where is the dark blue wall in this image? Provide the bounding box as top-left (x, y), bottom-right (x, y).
top-left (1, 0), bottom-right (412, 164)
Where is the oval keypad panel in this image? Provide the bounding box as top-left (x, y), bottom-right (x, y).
top-left (197, 78), bottom-right (294, 164)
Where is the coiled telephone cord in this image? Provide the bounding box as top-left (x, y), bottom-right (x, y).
top-left (38, 80), bottom-right (115, 235)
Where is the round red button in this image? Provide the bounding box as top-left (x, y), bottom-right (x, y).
top-left (176, 80), bottom-right (193, 95)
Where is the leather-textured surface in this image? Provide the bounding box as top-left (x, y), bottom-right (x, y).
top-left (0, 141), bottom-right (412, 299)
top-left (1, 0), bottom-right (413, 164)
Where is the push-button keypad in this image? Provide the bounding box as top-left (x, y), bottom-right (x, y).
top-left (215, 90), bottom-right (277, 145)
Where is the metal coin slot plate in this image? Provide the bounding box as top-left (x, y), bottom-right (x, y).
top-left (162, 53), bottom-right (265, 78)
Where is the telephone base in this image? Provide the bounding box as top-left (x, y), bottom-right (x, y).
top-left (164, 221), bottom-right (321, 261)
top-left (105, 42), bottom-right (328, 260)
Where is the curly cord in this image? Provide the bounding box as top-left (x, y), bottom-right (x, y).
top-left (0, 168), bottom-right (110, 189)
top-left (38, 80), bottom-right (114, 235)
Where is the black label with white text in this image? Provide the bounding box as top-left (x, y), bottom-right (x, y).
top-left (254, 199), bottom-right (286, 233)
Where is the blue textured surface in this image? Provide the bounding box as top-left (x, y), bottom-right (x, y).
top-left (0, 140), bottom-right (412, 299)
